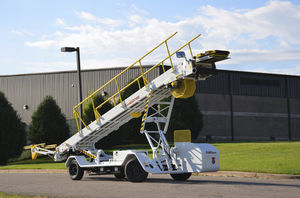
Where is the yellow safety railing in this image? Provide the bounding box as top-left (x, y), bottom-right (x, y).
top-left (73, 32), bottom-right (201, 134)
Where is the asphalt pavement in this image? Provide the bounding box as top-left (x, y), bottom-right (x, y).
top-left (0, 172), bottom-right (299, 198)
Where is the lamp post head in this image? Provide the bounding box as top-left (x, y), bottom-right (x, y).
top-left (61, 47), bottom-right (78, 52)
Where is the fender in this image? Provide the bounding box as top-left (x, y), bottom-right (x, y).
top-left (174, 142), bottom-right (220, 172)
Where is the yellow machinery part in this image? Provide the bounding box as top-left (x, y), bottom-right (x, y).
top-left (174, 129), bottom-right (191, 142)
top-left (24, 143), bottom-right (46, 150)
top-left (30, 145), bottom-right (38, 160)
top-left (171, 81), bottom-right (178, 88)
top-left (196, 50), bottom-right (230, 58)
top-left (25, 143), bottom-right (57, 160)
top-left (170, 79), bottom-right (196, 98)
top-left (130, 112), bottom-right (142, 118)
top-left (31, 151), bottom-right (38, 160)
top-left (44, 144), bottom-right (57, 149)
top-left (24, 143), bottom-right (56, 150)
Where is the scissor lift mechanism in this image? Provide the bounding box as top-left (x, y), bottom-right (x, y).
top-left (30, 32), bottom-right (229, 182)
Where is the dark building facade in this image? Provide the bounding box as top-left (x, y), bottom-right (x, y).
top-left (0, 67), bottom-right (299, 140)
top-left (196, 70), bottom-right (300, 141)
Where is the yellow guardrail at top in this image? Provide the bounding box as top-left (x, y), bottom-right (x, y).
top-left (73, 32), bottom-right (201, 134)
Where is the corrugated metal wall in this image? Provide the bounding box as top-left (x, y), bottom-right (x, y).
top-left (196, 70), bottom-right (300, 140)
top-left (196, 71), bottom-right (229, 94)
top-left (197, 70), bottom-right (300, 98)
top-left (288, 76), bottom-right (300, 98)
top-left (0, 66), bottom-right (159, 124)
top-left (232, 72), bottom-right (286, 97)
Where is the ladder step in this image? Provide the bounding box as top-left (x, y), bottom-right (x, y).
top-left (145, 117), bottom-right (167, 123)
top-left (142, 131), bottom-right (160, 133)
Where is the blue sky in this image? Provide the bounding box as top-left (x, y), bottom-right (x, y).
top-left (1, 0), bottom-right (300, 75)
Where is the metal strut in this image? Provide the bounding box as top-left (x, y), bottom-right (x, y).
top-left (140, 93), bottom-right (178, 171)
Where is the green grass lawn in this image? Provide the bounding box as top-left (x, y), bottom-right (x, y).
top-left (0, 192), bottom-right (45, 198)
top-left (214, 141), bottom-right (300, 175)
top-left (1, 142), bottom-right (299, 174)
top-left (0, 158), bottom-right (65, 170)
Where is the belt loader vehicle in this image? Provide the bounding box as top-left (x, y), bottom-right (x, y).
top-left (29, 32), bottom-right (229, 182)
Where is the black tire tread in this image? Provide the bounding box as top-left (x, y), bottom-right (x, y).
top-left (68, 159), bottom-right (84, 180)
top-left (125, 158), bottom-right (148, 182)
top-left (114, 168), bottom-right (125, 179)
top-left (170, 173), bottom-right (192, 181)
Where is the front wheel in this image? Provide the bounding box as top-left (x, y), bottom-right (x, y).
top-left (125, 158), bottom-right (148, 182)
top-left (68, 159), bottom-right (84, 180)
top-left (170, 173), bottom-right (192, 181)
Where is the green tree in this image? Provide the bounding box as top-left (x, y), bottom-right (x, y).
top-left (82, 93), bottom-right (113, 125)
top-left (28, 96), bottom-right (70, 145)
top-left (167, 95), bottom-right (203, 142)
top-left (0, 91), bottom-right (26, 165)
top-left (120, 78), bottom-right (144, 100)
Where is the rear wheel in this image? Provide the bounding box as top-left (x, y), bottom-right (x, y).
top-left (114, 168), bottom-right (125, 179)
top-left (125, 158), bottom-right (148, 182)
top-left (68, 159), bottom-right (84, 180)
top-left (170, 173), bottom-right (192, 181)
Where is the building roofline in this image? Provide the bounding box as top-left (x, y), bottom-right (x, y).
top-left (217, 69), bottom-right (300, 78)
top-left (0, 66), bottom-right (299, 78)
top-left (0, 65), bottom-right (155, 77)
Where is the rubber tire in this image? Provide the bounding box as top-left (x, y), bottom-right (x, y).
top-left (125, 158), bottom-right (148, 182)
top-left (68, 159), bottom-right (84, 180)
top-left (170, 173), bottom-right (192, 181)
top-left (114, 168), bottom-right (125, 179)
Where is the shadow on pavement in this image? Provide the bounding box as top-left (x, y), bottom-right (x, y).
top-left (84, 175), bottom-right (300, 188)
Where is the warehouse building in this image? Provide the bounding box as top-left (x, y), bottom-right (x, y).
top-left (0, 67), bottom-right (299, 141)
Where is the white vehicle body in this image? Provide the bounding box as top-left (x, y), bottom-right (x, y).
top-left (65, 143), bottom-right (219, 174)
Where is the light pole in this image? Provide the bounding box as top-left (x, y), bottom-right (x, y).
top-left (61, 47), bottom-right (83, 127)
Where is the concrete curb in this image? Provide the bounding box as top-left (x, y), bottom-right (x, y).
top-left (1, 169), bottom-right (299, 180)
top-left (194, 171), bottom-right (300, 180)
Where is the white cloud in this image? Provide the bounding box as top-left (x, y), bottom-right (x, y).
top-left (224, 49), bottom-right (300, 65)
top-left (75, 11), bottom-right (95, 21)
top-left (25, 40), bottom-right (57, 49)
top-left (74, 11), bottom-right (123, 27)
top-left (24, 1), bottom-right (300, 74)
top-left (131, 4), bottom-right (148, 15)
top-left (10, 30), bottom-right (24, 36)
top-left (21, 61), bottom-right (76, 74)
top-left (55, 18), bottom-right (65, 26)
top-left (194, 1), bottom-right (300, 48)
top-left (128, 14), bottom-right (144, 25)
top-left (10, 30), bottom-right (33, 36)
top-left (235, 64), bottom-right (300, 76)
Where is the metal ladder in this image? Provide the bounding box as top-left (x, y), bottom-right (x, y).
top-left (140, 90), bottom-right (177, 171)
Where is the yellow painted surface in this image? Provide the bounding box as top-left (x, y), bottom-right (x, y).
top-left (174, 129), bottom-right (191, 142)
top-left (171, 79), bottom-right (196, 98)
top-left (130, 112), bottom-right (142, 118)
top-left (31, 152), bottom-right (38, 160)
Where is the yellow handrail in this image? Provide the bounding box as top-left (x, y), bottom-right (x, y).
top-left (133, 34), bottom-right (201, 77)
top-left (165, 41), bottom-right (174, 70)
top-left (73, 32), bottom-right (201, 134)
top-left (73, 32), bottom-right (178, 110)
